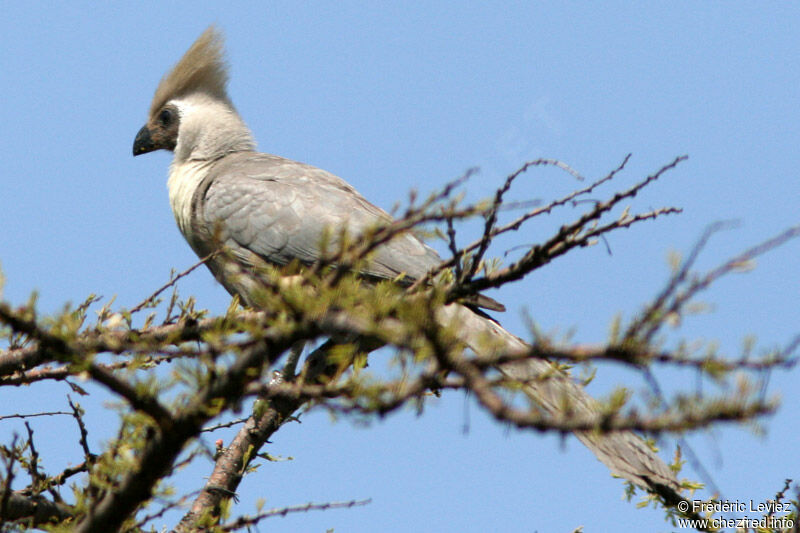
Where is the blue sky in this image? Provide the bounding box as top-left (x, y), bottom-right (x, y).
top-left (1, 3), bottom-right (799, 531)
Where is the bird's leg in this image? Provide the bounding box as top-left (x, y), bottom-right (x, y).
top-left (280, 341), bottom-right (305, 382)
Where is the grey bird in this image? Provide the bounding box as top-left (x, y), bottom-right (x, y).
top-left (133, 27), bottom-right (681, 497)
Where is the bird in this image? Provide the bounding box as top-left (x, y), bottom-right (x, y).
top-left (133, 26), bottom-right (680, 498)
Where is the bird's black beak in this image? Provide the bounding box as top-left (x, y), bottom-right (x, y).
top-left (132, 125), bottom-right (156, 156)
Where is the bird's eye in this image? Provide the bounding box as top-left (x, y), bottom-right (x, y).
top-left (158, 108), bottom-right (174, 126)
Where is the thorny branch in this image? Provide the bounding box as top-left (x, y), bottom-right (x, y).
top-left (219, 498), bottom-right (372, 531)
top-left (0, 156), bottom-right (798, 532)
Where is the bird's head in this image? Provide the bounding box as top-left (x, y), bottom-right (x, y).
top-left (133, 26), bottom-right (254, 163)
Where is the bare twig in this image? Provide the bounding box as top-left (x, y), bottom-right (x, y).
top-left (129, 252), bottom-right (218, 314)
top-left (0, 411), bottom-right (72, 422)
top-left (219, 498), bottom-right (372, 531)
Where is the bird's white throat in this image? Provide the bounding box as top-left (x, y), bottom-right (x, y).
top-left (167, 159), bottom-right (210, 238)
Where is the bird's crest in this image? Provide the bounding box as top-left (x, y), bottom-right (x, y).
top-left (149, 26), bottom-right (230, 118)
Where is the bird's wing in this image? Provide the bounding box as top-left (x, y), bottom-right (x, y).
top-left (200, 152), bottom-right (442, 282)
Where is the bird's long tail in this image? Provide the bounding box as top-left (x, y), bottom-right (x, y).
top-left (436, 303), bottom-right (681, 497)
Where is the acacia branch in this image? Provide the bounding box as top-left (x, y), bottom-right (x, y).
top-left (219, 498), bottom-right (371, 531)
top-left (446, 156), bottom-right (686, 301)
top-left (3, 155), bottom-right (797, 532)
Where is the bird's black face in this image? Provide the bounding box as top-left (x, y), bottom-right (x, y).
top-left (132, 104), bottom-right (180, 156)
